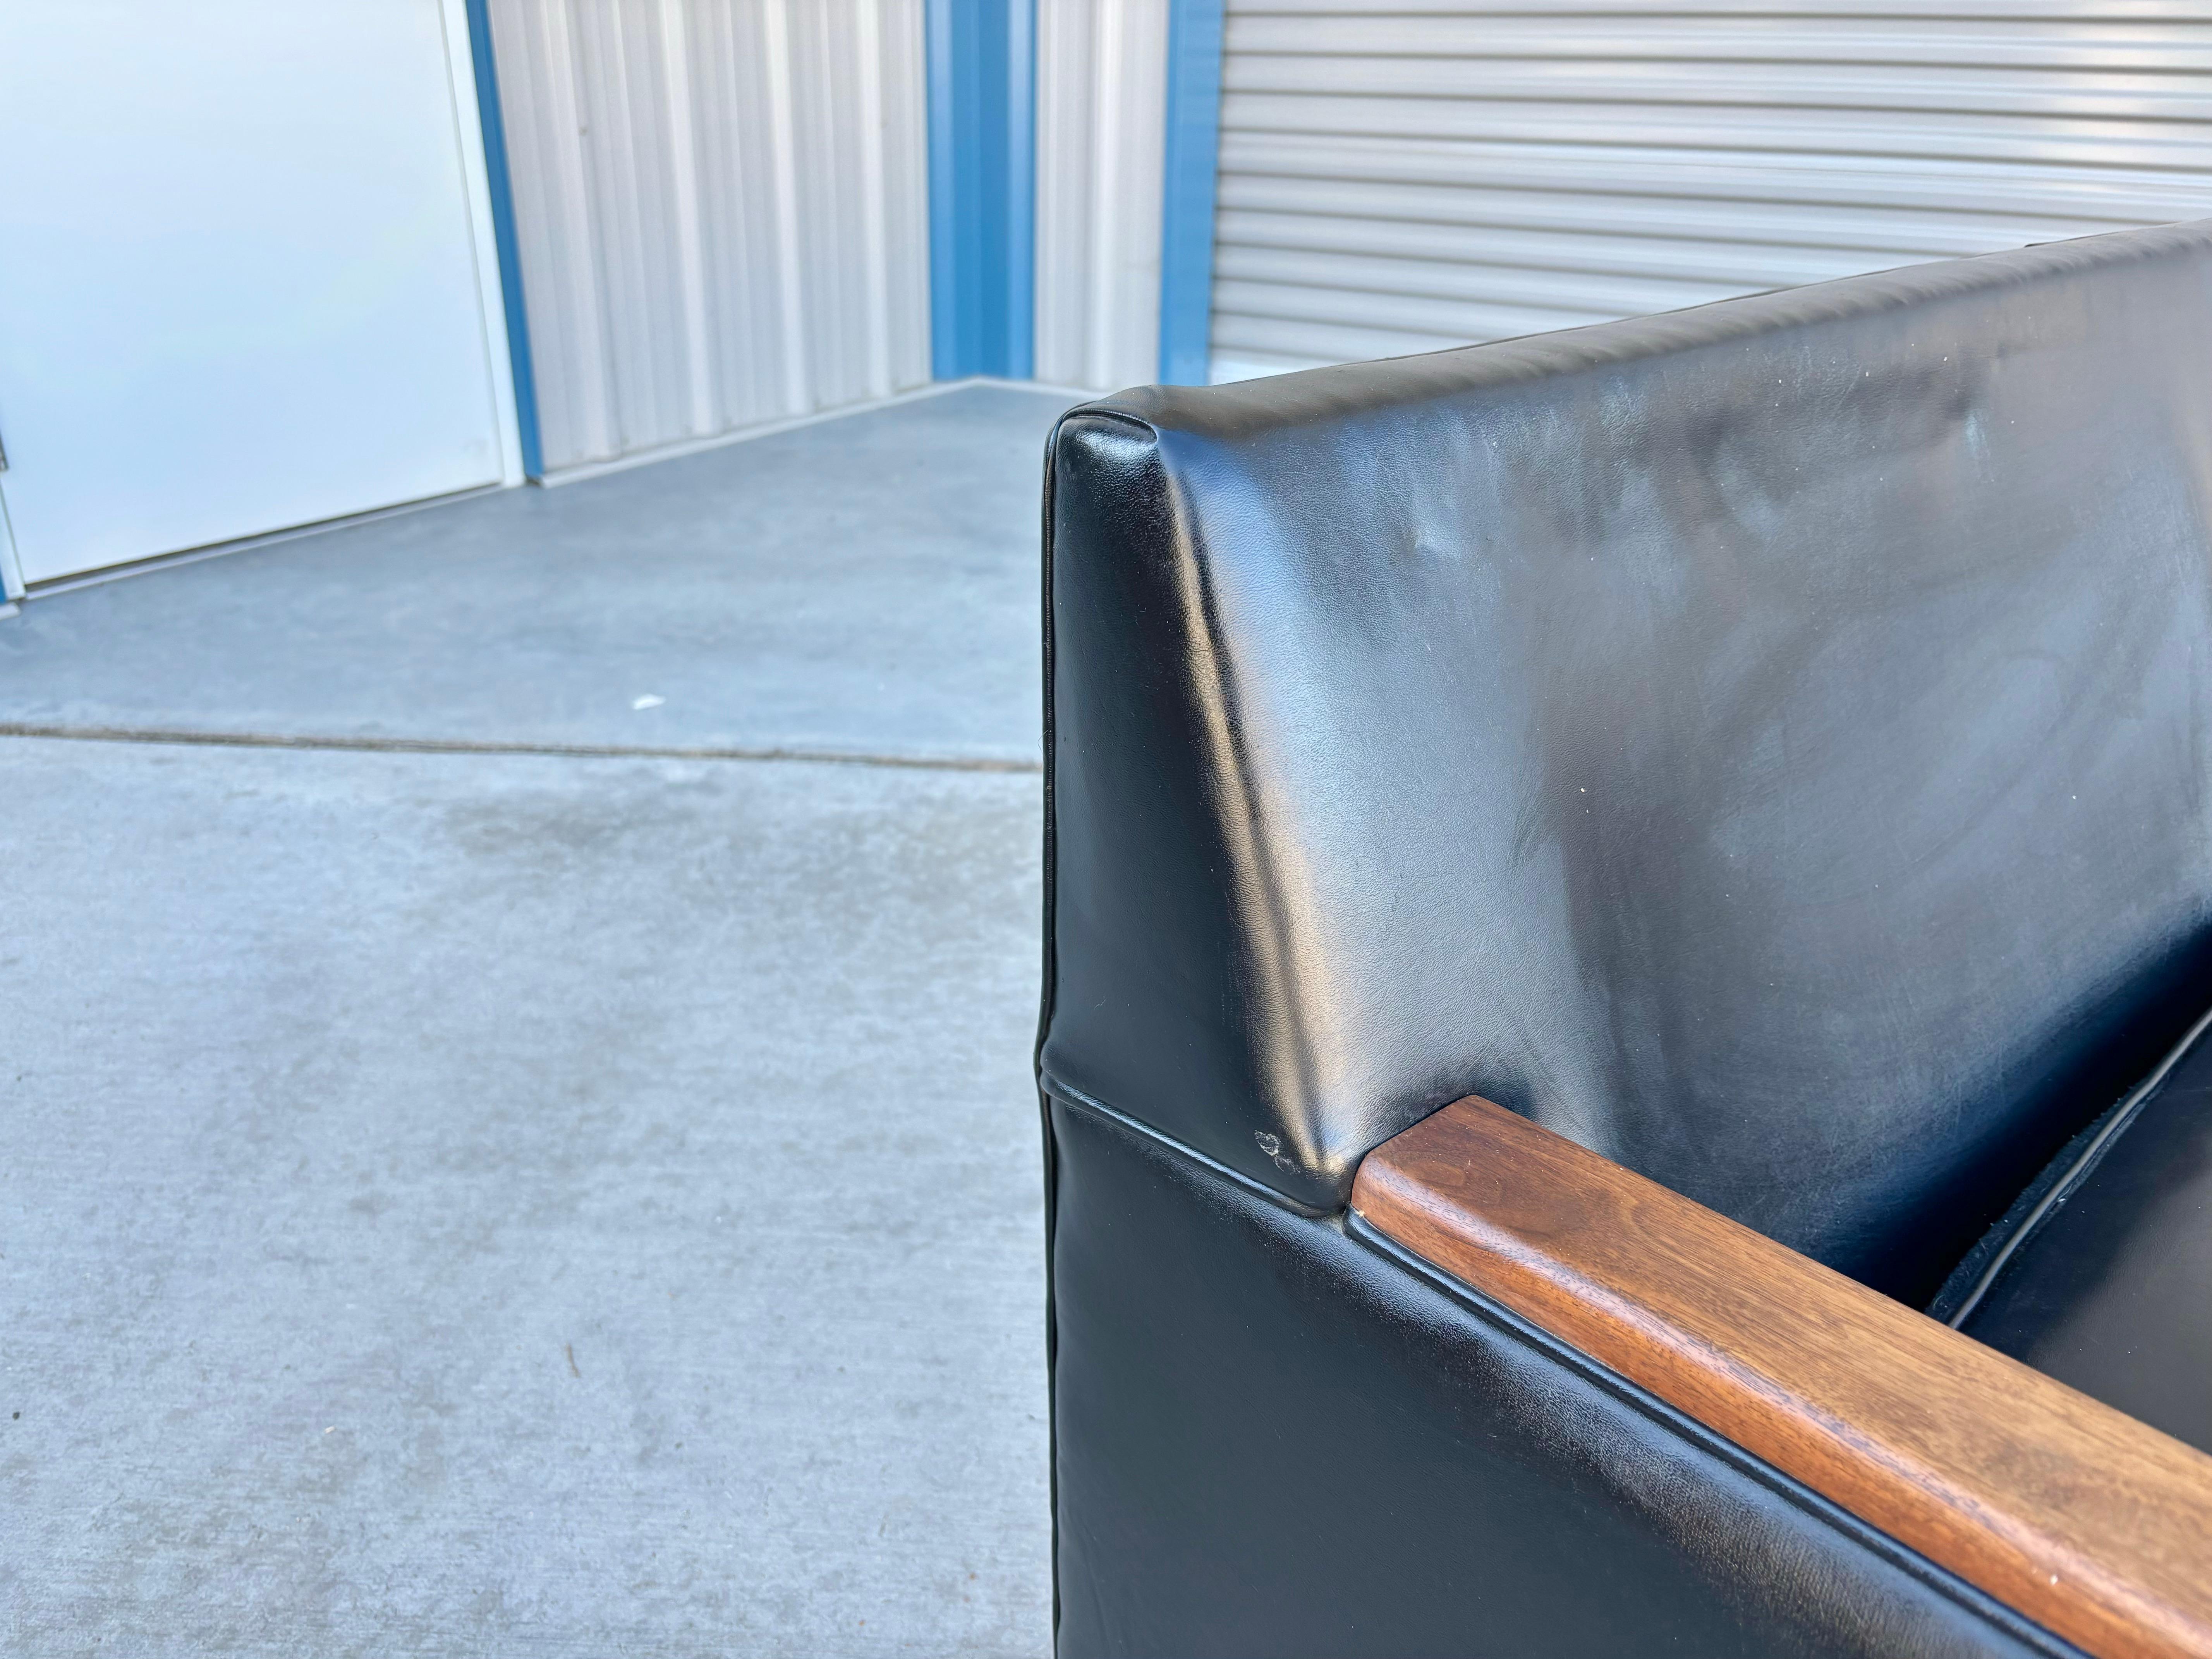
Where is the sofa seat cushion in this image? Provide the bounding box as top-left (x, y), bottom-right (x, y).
top-left (1942, 1012), bottom-right (2212, 1455)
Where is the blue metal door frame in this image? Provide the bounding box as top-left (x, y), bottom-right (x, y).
top-left (926, 0), bottom-right (1036, 382)
top-left (461, 0), bottom-right (544, 479)
top-left (1158, 0), bottom-right (1224, 386)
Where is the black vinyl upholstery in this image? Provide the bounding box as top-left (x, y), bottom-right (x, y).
top-left (1047, 1096), bottom-right (2078, 1659)
top-left (1946, 1010), bottom-right (2212, 1455)
top-left (1040, 221), bottom-right (2212, 1302)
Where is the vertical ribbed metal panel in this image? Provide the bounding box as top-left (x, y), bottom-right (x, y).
top-left (1035, 0), bottom-right (1169, 392)
top-left (1213, 2), bottom-right (2212, 380)
top-left (488, 0), bottom-right (930, 472)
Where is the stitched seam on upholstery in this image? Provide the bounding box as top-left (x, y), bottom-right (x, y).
top-left (1169, 223), bottom-right (2212, 431)
top-left (1041, 1075), bottom-right (1336, 1220)
top-left (1943, 999), bottom-right (2212, 1329)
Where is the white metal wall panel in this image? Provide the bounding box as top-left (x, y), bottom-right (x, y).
top-left (1036, 0), bottom-right (1171, 392)
top-left (1213, 2), bottom-right (2212, 380)
top-left (489, 0), bottom-right (930, 472)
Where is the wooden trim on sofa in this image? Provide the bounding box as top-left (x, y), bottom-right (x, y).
top-left (1351, 1096), bottom-right (2212, 1659)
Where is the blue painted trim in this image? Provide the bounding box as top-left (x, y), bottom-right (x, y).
top-left (1004, 0), bottom-right (1035, 382)
top-left (926, 0), bottom-right (1036, 381)
top-left (463, 0), bottom-right (544, 479)
top-left (1158, 0), bottom-right (1225, 386)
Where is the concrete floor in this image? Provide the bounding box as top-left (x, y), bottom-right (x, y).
top-left (0, 383), bottom-right (1070, 1656)
top-left (0, 384), bottom-right (1054, 766)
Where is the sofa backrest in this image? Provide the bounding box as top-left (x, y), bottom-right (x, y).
top-left (1039, 221), bottom-right (2212, 1303)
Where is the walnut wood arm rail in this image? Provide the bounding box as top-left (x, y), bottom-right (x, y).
top-left (1351, 1096), bottom-right (2212, 1659)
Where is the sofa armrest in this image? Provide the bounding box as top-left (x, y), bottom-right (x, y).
top-left (1352, 1097), bottom-right (2212, 1659)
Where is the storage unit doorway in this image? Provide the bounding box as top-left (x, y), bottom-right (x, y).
top-left (1210, 2), bottom-right (2212, 381)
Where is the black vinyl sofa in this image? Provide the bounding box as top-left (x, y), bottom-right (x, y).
top-left (1037, 221), bottom-right (2212, 1657)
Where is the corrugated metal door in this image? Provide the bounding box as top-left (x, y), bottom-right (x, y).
top-left (488, 0), bottom-right (931, 473)
top-left (1212, 2), bottom-right (2212, 381)
top-left (1035, 0), bottom-right (1170, 393)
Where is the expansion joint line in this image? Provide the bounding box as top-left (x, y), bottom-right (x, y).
top-left (0, 723), bottom-right (1041, 776)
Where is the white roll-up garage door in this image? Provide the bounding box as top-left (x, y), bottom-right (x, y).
top-left (1211, 2), bottom-right (2212, 381)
